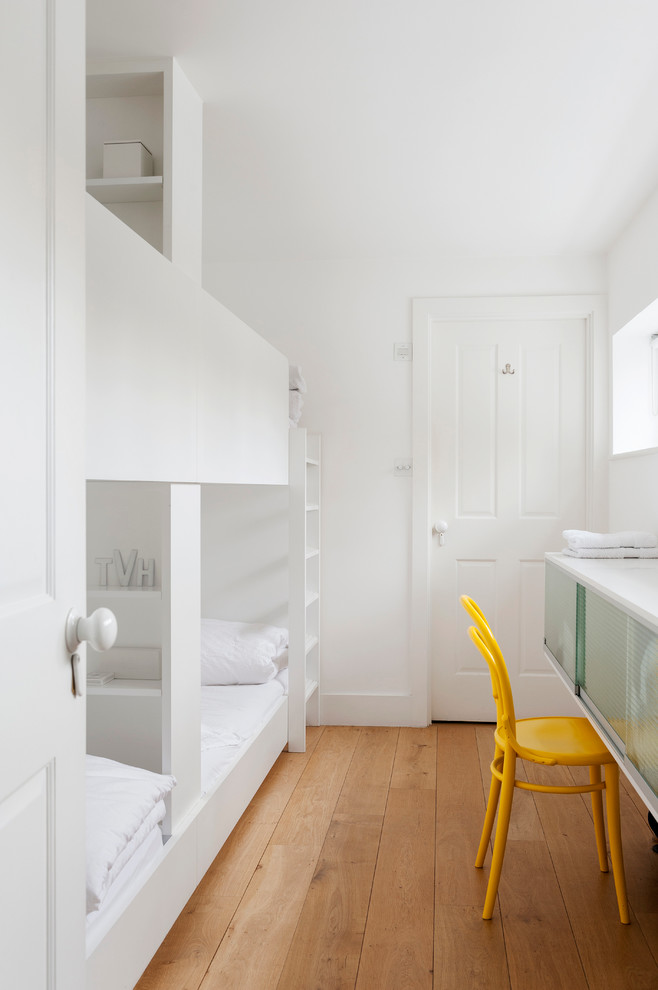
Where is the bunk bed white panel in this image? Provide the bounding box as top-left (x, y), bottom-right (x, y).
top-left (86, 197), bottom-right (198, 483)
top-left (197, 288), bottom-right (288, 485)
top-left (87, 694), bottom-right (162, 773)
top-left (162, 484), bottom-right (201, 832)
top-left (168, 58), bottom-right (203, 283)
top-left (86, 197), bottom-right (289, 485)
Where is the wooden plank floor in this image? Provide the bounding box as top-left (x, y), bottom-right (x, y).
top-left (136, 725), bottom-right (658, 990)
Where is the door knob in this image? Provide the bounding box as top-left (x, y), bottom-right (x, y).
top-left (65, 607), bottom-right (118, 653)
top-left (432, 519), bottom-right (449, 545)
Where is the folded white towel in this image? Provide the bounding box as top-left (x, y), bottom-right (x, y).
top-left (562, 529), bottom-right (657, 550)
top-left (562, 546), bottom-right (658, 559)
top-left (289, 365), bottom-right (307, 393)
top-left (289, 389), bottom-right (304, 424)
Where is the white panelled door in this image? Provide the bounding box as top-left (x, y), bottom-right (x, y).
top-left (430, 317), bottom-right (587, 721)
top-left (0, 1), bottom-right (86, 987)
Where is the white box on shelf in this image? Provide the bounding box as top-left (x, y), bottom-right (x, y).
top-left (86, 672), bottom-right (115, 686)
top-left (103, 140), bottom-right (154, 178)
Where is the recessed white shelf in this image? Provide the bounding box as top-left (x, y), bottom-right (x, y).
top-left (306, 504), bottom-right (319, 512)
top-left (305, 678), bottom-right (319, 702)
top-left (88, 586), bottom-right (162, 599)
top-left (305, 547), bottom-right (319, 560)
top-left (86, 176), bottom-right (163, 204)
top-left (305, 590), bottom-right (319, 607)
top-left (87, 678), bottom-right (162, 698)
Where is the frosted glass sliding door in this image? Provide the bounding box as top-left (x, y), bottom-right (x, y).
top-left (544, 562), bottom-right (578, 682)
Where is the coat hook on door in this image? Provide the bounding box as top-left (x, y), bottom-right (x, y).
top-left (501, 363), bottom-right (515, 375)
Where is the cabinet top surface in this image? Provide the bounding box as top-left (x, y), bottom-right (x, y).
top-left (546, 552), bottom-right (658, 630)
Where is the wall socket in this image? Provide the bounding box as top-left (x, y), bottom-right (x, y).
top-left (394, 342), bottom-right (413, 361)
top-left (394, 459), bottom-right (413, 477)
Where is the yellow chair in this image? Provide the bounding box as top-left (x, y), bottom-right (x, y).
top-left (460, 594), bottom-right (629, 924)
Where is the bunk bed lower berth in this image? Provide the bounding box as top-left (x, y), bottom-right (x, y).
top-left (85, 620), bottom-right (291, 990)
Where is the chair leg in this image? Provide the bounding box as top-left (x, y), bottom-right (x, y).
top-left (604, 762), bottom-right (630, 924)
top-left (476, 746), bottom-right (502, 869)
top-left (483, 746), bottom-right (516, 920)
top-left (589, 765), bottom-right (608, 873)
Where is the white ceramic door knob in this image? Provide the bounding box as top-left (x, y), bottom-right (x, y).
top-left (65, 607), bottom-right (118, 653)
top-left (432, 520), bottom-right (449, 545)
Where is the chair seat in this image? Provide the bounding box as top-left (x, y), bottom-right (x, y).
top-left (515, 716), bottom-right (614, 766)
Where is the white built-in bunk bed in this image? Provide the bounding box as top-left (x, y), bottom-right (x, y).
top-left (83, 194), bottom-right (319, 989)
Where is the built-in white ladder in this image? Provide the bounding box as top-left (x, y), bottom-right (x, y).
top-left (288, 430), bottom-right (321, 751)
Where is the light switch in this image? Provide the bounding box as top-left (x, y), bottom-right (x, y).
top-left (394, 342), bottom-right (413, 361)
top-left (394, 459), bottom-right (413, 476)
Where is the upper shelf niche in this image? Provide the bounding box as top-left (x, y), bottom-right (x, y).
top-left (86, 58), bottom-right (202, 284)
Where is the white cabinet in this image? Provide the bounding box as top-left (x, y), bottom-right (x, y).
top-left (544, 553), bottom-right (658, 819)
top-left (288, 430), bottom-right (321, 751)
top-left (86, 58), bottom-right (202, 283)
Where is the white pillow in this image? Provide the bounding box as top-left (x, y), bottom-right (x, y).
top-left (200, 618), bottom-right (288, 685)
top-left (85, 755), bottom-right (176, 912)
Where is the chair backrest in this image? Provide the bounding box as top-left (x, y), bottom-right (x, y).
top-left (460, 595), bottom-right (516, 733)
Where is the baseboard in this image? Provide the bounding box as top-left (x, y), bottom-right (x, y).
top-left (319, 692), bottom-right (428, 727)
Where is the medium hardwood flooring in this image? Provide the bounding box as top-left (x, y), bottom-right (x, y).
top-left (136, 724), bottom-right (658, 990)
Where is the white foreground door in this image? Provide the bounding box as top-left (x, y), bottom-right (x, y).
top-left (430, 316), bottom-right (587, 721)
top-left (0, 1), bottom-right (86, 987)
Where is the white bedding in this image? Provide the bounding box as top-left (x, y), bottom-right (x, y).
top-left (86, 669), bottom-right (287, 922)
top-left (201, 675), bottom-right (287, 792)
top-left (86, 755), bottom-right (175, 914)
top-left (201, 679), bottom-right (286, 750)
top-left (200, 618), bottom-right (288, 685)
top-left (86, 825), bottom-right (164, 941)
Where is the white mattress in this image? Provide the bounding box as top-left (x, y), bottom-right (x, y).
top-left (201, 675), bottom-right (287, 793)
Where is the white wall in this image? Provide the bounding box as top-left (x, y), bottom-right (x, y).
top-left (609, 449), bottom-right (658, 533)
top-left (608, 186), bottom-right (658, 334)
top-left (203, 254), bottom-right (606, 724)
top-left (609, 185), bottom-right (658, 531)
top-left (200, 485), bottom-right (289, 630)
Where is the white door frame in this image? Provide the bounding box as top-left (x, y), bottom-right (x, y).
top-left (409, 295), bottom-right (608, 726)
